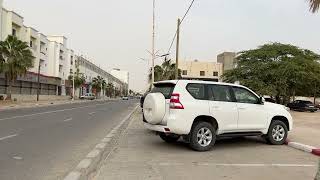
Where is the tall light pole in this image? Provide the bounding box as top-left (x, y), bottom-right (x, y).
top-left (72, 67), bottom-right (75, 101)
top-left (151, 0), bottom-right (156, 84)
top-left (175, 18), bottom-right (181, 79)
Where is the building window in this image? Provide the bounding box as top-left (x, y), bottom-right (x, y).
top-left (200, 71), bottom-right (205, 76)
top-left (30, 41), bottom-right (33, 47)
top-left (213, 71), bottom-right (218, 76)
top-left (12, 29), bottom-right (17, 36)
top-left (182, 70), bottom-right (187, 75)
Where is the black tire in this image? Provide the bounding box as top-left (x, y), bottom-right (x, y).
top-left (266, 120), bottom-right (288, 145)
top-left (189, 121), bottom-right (216, 151)
top-left (159, 133), bottom-right (180, 143)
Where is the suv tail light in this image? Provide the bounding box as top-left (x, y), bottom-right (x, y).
top-left (170, 93), bottom-right (184, 109)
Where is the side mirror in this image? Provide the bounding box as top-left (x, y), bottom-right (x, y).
top-left (259, 97), bottom-right (265, 105)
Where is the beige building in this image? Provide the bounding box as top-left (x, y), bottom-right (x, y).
top-left (217, 52), bottom-right (237, 71)
top-left (179, 60), bottom-right (223, 82)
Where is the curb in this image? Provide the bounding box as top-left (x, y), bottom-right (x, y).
top-left (63, 105), bottom-right (139, 180)
top-left (285, 139), bottom-right (320, 156)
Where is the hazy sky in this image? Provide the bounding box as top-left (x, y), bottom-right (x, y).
top-left (3, 0), bottom-right (320, 92)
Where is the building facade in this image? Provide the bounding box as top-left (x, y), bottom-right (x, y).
top-left (179, 60), bottom-right (223, 82)
top-left (76, 56), bottom-right (127, 96)
top-left (217, 52), bottom-right (237, 71)
top-left (0, 2), bottom-right (126, 99)
top-left (110, 69), bottom-right (129, 93)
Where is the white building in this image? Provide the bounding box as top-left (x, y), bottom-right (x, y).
top-left (110, 69), bottom-right (129, 93)
top-left (0, 1), bottom-right (125, 99)
top-left (76, 56), bottom-right (127, 96)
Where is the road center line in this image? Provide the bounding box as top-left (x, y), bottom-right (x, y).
top-left (63, 118), bottom-right (73, 122)
top-left (0, 134), bottom-right (18, 141)
top-left (0, 103), bottom-right (109, 121)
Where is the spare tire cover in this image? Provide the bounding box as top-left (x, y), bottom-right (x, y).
top-left (143, 93), bottom-right (166, 125)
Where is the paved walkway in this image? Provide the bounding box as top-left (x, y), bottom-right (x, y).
top-left (95, 110), bottom-right (318, 180)
top-left (289, 111), bottom-right (320, 148)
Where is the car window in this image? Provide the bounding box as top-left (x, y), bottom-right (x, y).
top-left (232, 87), bottom-right (259, 104)
top-left (151, 83), bottom-right (175, 99)
top-left (208, 85), bottom-right (233, 102)
top-left (186, 83), bottom-right (205, 100)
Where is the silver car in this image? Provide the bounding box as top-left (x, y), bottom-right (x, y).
top-left (80, 93), bottom-right (96, 100)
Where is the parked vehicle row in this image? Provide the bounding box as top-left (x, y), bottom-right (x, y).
top-left (142, 80), bottom-right (292, 151)
top-left (287, 100), bottom-right (318, 112)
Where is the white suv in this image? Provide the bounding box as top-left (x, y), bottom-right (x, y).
top-left (143, 80), bottom-right (293, 151)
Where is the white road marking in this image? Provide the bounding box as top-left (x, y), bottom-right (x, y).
top-left (0, 103), bottom-right (110, 121)
top-left (0, 134), bottom-right (18, 141)
top-left (88, 112), bottom-right (96, 115)
top-left (63, 118), bottom-right (73, 122)
top-left (13, 156), bottom-right (23, 160)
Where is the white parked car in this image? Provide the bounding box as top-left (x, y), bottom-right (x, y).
top-left (143, 80), bottom-right (293, 151)
top-left (80, 93), bottom-right (96, 100)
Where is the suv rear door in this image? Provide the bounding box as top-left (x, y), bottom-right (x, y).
top-left (207, 84), bottom-right (238, 132)
top-left (150, 82), bottom-right (176, 125)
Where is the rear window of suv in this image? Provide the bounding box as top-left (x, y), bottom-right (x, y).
top-left (151, 83), bottom-right (175, 99)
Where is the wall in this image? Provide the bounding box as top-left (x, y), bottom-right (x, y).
top-left (11, 94), bottom-right (70, 102)
top-left (217, 52), bottom-right (237, 71)
top-left (179, 60), bottom-right (223, 81)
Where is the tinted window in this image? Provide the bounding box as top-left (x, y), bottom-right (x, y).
top-left (151, 83), bottom-right (175, 99)
top-left (232, 87), bottom-right (259, 104)
top-left (187, 84), bottom-right (205, 100)
top-left (208, 85), bottom-right (233, 102)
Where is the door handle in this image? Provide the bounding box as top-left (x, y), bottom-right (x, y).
top-left (212, 106), bottom-right (219, 109)
top-left (238, 107), bottom-right (246, 110)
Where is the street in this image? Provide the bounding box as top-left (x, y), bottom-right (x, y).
top-left (0, 99), bottom-right (138, 180)
top-left (95, 109), bottom-right (319, 180)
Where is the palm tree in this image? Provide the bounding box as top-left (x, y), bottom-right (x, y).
top-left (148, 60), bottom-right (181, 83)
top-left (105, 82), bottom-right (114, 97)
top-left (68, 68), bottom-right (85, 97)
top-left (309, 0), bottom-right (320, 13)
top-left (0, 35), bottom-right (34, 99)
top-left (91, 76), bottom-right (106, 97)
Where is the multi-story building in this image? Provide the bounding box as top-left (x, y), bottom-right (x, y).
top-left (179, 60), bottom-right (223, 82)
top-left (217, 52), bottom-right (237, 71)
top-left (0, 2), bottom-right (126, 100)
top-left (110, 68), bottom-right (129, 93)
top-left (75, 56), bottom-right (127, 96)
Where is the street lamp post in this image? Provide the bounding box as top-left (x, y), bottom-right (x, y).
top-left (151, 0), bottom-right (156, 84)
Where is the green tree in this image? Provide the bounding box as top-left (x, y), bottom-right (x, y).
top-left (105, 82), bottom-right (114, 97)
top-left (68, 68), bottom-right (85, 97)
top-left (91, 76), bottom-right (106, 96)
top-left (309, 0), bottom-right (320, 13)
top-left (0, 35), bottom-right (35, 99)
top-left (148, 60), bottom-right (181, 83)
top-left (222, 43), bottom-right (320, 104)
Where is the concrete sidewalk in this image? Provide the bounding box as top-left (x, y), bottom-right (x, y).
top-left (94, 110), bottom-right (318, 180)
top-left (289, 111), bottom-right (320, 148)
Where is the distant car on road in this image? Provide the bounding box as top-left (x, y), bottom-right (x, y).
top-left (287, 100), bottom-right (318, 112)
top-left (264, 97), bottom-right (276, 103)
top-left (122, 96), bottom-right (129, 100)
top-left (80, 93), bottom-right (96, 100)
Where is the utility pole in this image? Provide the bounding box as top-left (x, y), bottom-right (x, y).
top-left (36, 62), bottom-right (41, 101)
top-left (175, 18), bottom-right (181, 79)
top-left (151, 0), bottom-right (156, 84)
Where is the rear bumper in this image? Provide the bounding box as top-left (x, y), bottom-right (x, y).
top-left (144, 122), bottom-right (168, 133)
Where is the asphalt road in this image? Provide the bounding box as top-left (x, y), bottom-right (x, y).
top-left (0, 99), bottom-right (138, 180)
